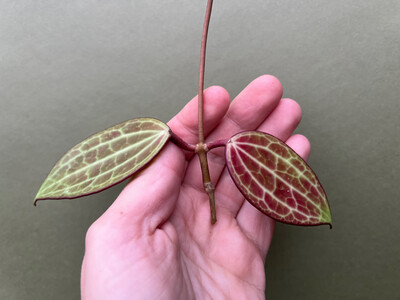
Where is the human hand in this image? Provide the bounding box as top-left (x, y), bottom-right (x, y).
top-left (81, 75), bottom-right (310, 299)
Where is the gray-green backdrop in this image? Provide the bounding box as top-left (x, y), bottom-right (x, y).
top-left (1, 1), bottom-right (399, 299)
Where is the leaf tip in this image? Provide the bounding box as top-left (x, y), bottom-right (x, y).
top-left (321, 206), bottom-right (332, 227)
top-left (320, 214), bottom-right (332, 229)
top-left (33, 192), bottom-right (43, 206)
top-left (33, 194), bottom-right (43, 206)
top-left (34, 185), bottom-right (46, 206)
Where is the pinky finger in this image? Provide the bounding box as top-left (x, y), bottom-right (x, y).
top-left (236, 134), bottom-right (311, 259)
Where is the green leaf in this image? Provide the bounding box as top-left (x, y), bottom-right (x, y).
top-left (34, 118), bottom-right (170, 204)
top-left (226, 131), bottom-right (331, 227)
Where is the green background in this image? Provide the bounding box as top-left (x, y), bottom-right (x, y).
top-left (1, 0), bottom-right (399, 299)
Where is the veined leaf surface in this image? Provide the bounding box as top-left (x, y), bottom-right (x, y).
top-left (34, 118), bottom-right (170, 204)
top-left (226, 131), bottom-right (331, 227)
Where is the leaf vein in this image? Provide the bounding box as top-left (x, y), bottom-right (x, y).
top-left (235, 140), bottom-right (325, 200)
top-left (40, 131), bottom-right (167, 195)
top-left (232, 147), bottom-right (310, 220)
top-left (236, 145), bottom-right (329, 219)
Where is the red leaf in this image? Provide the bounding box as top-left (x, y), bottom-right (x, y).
top-left (226, 131), bottom-right (331, 227)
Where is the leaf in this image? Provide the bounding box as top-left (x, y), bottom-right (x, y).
top-left (225, 131), bottom-right (331, 227)
top-left (34, 118), bottom-right (170, 204)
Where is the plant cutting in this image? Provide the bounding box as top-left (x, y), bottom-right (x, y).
top-left (34, 0), bottom-right (331, 229)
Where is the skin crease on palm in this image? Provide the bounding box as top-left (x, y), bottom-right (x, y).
top-left (80, 75), bottom-right (311, 300)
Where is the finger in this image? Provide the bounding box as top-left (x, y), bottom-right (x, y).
top-left (285, 134), bottom-right (311, 161)
top-left (168, 86), bottom-right (231, 150)
top-left (257, 98), bottom-right (302, 140)
top-left (214, 98), bottom-right (303, 217)
top-left (183, 75), bottom-right (282, 189)
top-left (91, 87), bottom-right (230, 236)
top-left (236, 134), bottom-right (311, 258)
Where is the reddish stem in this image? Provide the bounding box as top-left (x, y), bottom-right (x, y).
top-left (206, 139), bottom-right (228, 150)
top-left (197, 0), bottom-right (216, 224)
top-left (170, 131), bottom-right (196, 152)
top-left (198, 0), bottom-right (213, 143)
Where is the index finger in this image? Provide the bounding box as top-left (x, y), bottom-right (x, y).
top-left (183, 75), bottom-right (283, 188)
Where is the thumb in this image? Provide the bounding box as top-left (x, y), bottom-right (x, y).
top-left (86, 85), bottom-right (230, 240)
top-left (97, 142), bottom-right (186, 237)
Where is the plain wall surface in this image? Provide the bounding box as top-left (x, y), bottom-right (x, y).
top-left (1, 1), bottom-right (399, 299)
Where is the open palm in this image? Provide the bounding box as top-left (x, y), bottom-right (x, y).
top-left (81, 75), bottom-right (310, 299)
